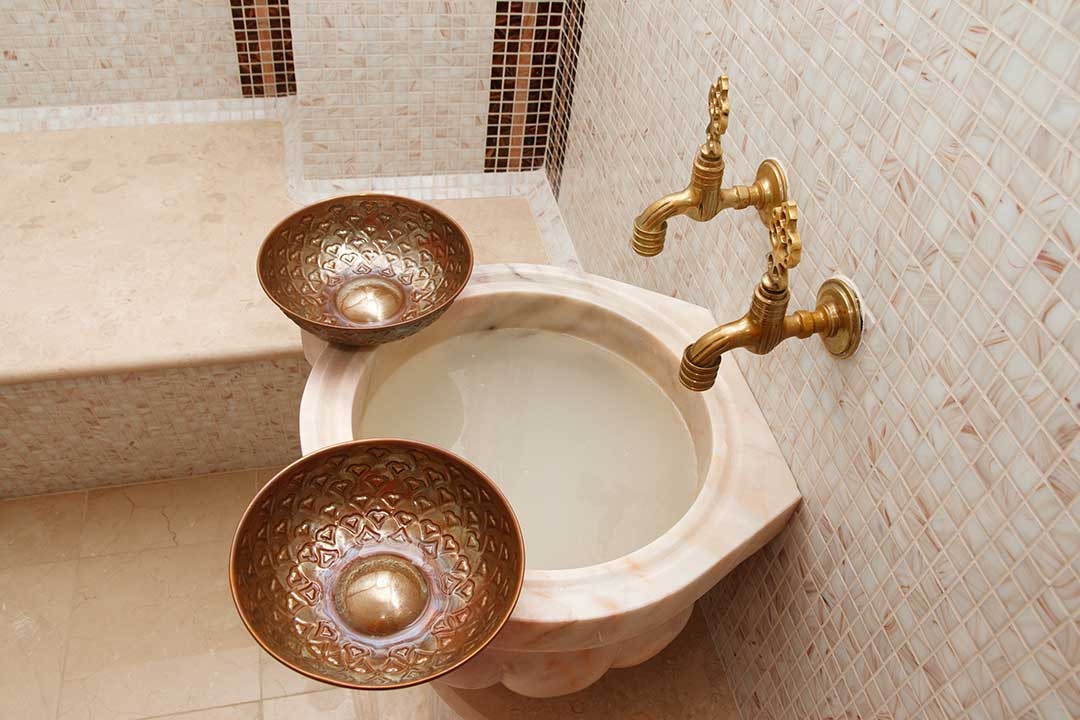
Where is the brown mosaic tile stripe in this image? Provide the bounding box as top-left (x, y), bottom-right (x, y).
top-left (231, 0), bottom-right (296, 97)
top-left (545, 0), bottom-right (584, 197)
top-left (486, 2), bottom-right (565, 173)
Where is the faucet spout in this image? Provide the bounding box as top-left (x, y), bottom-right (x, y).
top-left (629, 76), bottom-right (791, 257)
top-left (675, 201), bottom-right (863, 392)
top-left (632, 153), bottom-right (724, 256)
top-left (679, 285), bottom-right (790, 391)
top-left (632, 157), bottom-right (790, 257)
top-left (678, 316), bottom-right (753, 390)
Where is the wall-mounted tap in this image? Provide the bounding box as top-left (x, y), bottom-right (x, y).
top-left (677, 200), bottom-right (863, 392)
top-left (631, 76), bottom-right (790, 257)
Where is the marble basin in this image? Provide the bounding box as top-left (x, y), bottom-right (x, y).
top-left (298, 264), bottom-right (800, 697)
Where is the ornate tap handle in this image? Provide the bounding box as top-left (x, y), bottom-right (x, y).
top-left (703, 75), bottom-right (729, 158)
top-left (763, 200), bottom-right (801, 292)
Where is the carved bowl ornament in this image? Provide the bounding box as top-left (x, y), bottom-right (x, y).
top-left (230, 440), bottom-right (525, 690)
top-left (257, 195), bottom-right (474, 346)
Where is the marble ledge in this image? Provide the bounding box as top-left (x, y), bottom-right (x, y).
top-left (0, 121), bottom-right (550, 385)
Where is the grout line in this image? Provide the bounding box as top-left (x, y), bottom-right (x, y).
top-left (52, 489), bottom-right (88, 720)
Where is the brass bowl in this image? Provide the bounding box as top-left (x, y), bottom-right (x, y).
top-left (230, 440), bottom-right (524, 690)
top-left (258, 194), bottom-right (474, 346)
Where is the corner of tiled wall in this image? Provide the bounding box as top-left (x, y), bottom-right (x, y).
top-left (556, 2), bottom-right (1079, 718)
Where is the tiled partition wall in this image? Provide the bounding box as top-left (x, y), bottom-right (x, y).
top-left (0, 1), bottom-right (582, 182)
top-left (557, 2), bottom-right (1078, 719)
top-left (287, 0), bottom-right (580, 180)
top-left (288, 0), bottom-right (495, 179)
top-left (230, 0), bottom-right (297, 97)
top-left (0, 1), bottom-right (243, 106)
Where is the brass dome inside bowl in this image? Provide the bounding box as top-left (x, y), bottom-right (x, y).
top-left (258, 194), bottom-right (474, 346)
top-left (230, 440), bottom-right (524, 690)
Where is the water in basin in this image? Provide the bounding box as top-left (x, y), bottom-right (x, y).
top-left (357, 328), bottom-right (699, 570)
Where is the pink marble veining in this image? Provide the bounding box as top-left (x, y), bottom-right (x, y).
top-left (298, 263), bottom-right (801, 697)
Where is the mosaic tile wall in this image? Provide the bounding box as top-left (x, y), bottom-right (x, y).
top-left (289, 0), bottom-right (497, 179)
top-left (0, 1), bottom-right (583, 184)
top-left (544, 0), bottom-right (584, 197)
top-left (0, 357), bottom-right (308, 497)
top-left (484, 1), bottom-right (563, 173)
top-left (230, 0), bottom-right (297, 97)
top-left (556, 2), bottom-right (1079, 719)
top-left (0, 0), bottom-right (242, 107)
top-left (287, 0), bottom-right (583, 180)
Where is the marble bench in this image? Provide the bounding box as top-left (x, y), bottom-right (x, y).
top-left (0, 121), bottom-right (548, 496)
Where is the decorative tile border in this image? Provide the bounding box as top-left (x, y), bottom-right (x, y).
top-left (230, 0), bottom-right (297, 97)
top-left (544, 0), bottom-right (584, 197)
top-left (484, 1), bottom-right (561, 172)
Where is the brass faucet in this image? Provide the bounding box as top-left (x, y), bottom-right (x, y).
top-left (631, 76), bottom-right (790, 257)
top-left (678, 201), bottom-right (863, 391)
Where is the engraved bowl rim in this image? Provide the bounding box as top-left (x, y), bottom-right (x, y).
top-left (256, 193), bottom-right (475, 336)
top-left (228, 437), bottom-right (526, 691)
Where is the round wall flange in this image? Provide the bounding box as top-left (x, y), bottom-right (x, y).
top-left (755, 158), bottom-right (789, 227)
top-left (815, 277), bottom-right (862, 358)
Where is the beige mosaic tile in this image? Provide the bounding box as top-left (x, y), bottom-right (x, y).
top-left (0, 560), bottom-right (78, 720)
top-left (557, 1), bottom-right (1080, 719)
top-left (0, 1), bottom-right (242, 107)
top-left (0, 97), bottom-right (291, 134)
top-left (289, 0), bottom-right (496, 179)
top-left (0, 356), bottom-right (309, 498)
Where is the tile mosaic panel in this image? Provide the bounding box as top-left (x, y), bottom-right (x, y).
top-left (230, 0), bottom-right (297, 97)
top-left (0, 0), bottom-right (242, 107)
top-left (0, 357), bottom-right (309, 498)
top-left (484, 1), bottom-right (562, 172)
top-left (289, 0), bottom-right (497, 179)
top-left (544, 0), bottom-right (584, 197)
top-left (556, 1), bottom-right (1079, 719)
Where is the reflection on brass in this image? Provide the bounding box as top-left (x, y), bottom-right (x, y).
top-left (258, 194), bottom-right (474, 346)
top-left (678, 201), bottom-right (863, 392)
top-left (230, 439), bottom-right (524, 690)
top-left (335, 554), bottom-right (430, 637)
top-left (631, 75), bottom-right (789, 256)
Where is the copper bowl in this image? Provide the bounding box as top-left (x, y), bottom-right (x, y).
top-left (230, 440), bottom-right (524, 690)
top-left (258, 194), bottom-right (474, 346)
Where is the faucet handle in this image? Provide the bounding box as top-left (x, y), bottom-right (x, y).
top-left (703, 76), bottom-right (729, 158)
top-left (764, 201), bottom-right (801, 292)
